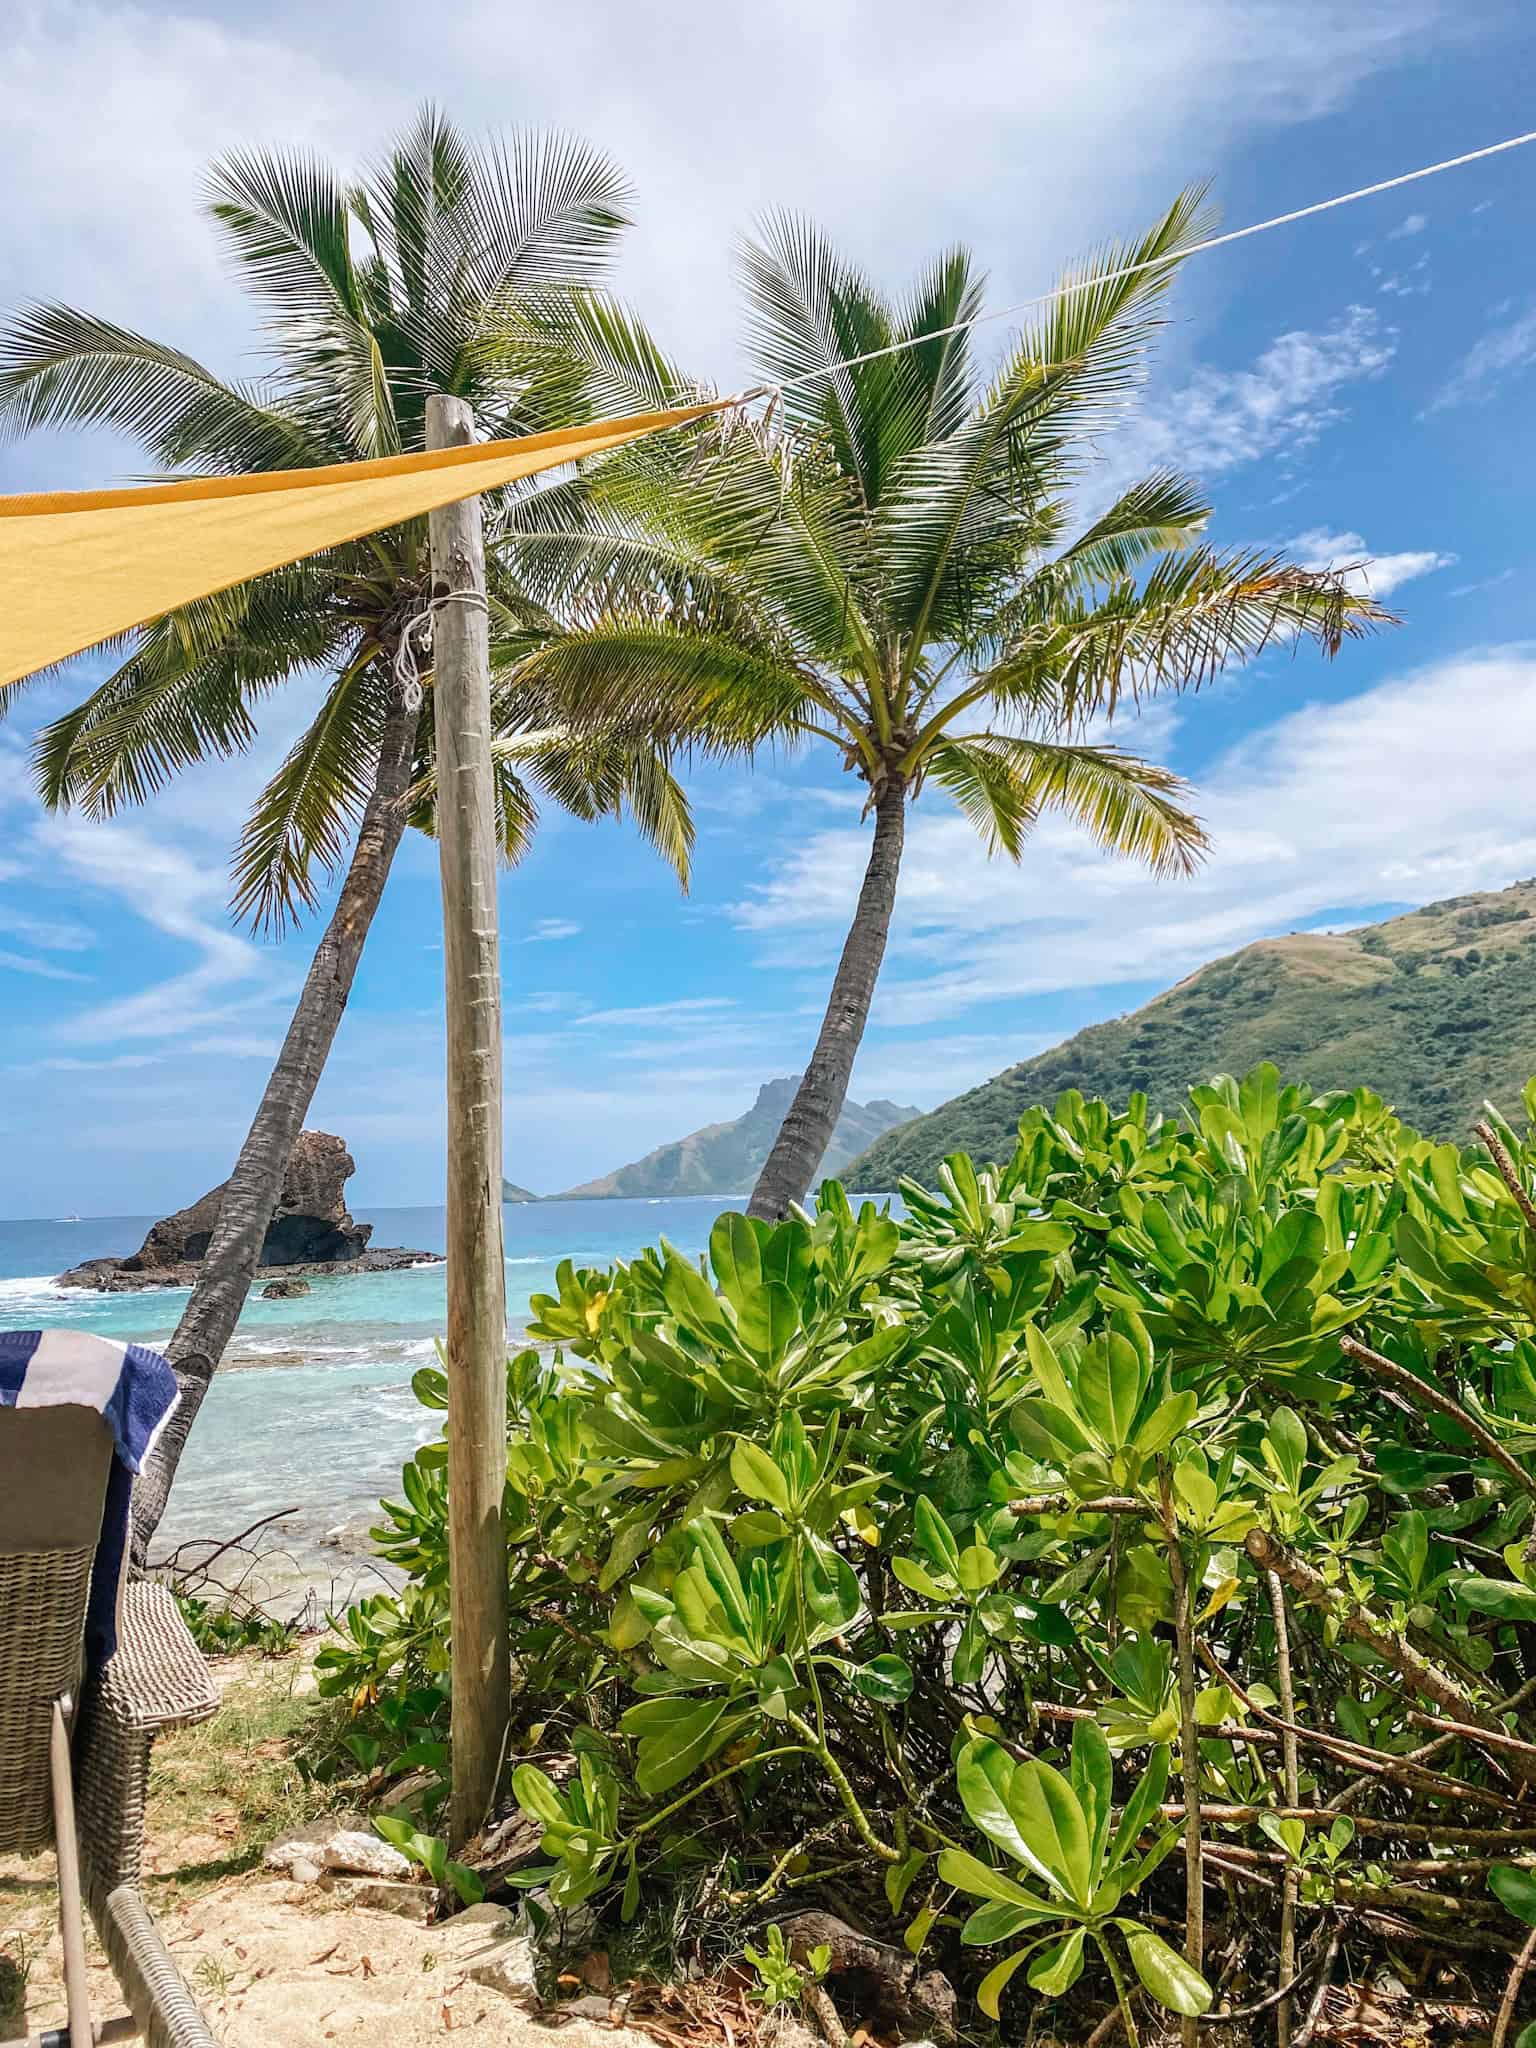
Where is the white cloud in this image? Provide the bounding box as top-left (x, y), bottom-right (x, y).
top-left (732, 648), bottom-right (1536, 1025)
top-left (1288, 528), bottom-right (1456, 598)
top-left (522, 918), bottom-right (581, 943)
top-left (1114, 307), bottom-right (1395, 483)
top-left (31, 812), bottom-right (293, 1046)
top-left (1429, 306), bottom-right (1536, 412)
top-left (573, 996), bottom-right (738, 1030)
top-left (0, 948), bottom-right (89, 982)
top-left (0, 0), bottom-right (1441, 440)
top-left (38, 1053), bottom-right (162, 1072)
top-left (1387, 212), bottom-right (1428, 239)
top-left (0, 904), bottom-right (94, 952)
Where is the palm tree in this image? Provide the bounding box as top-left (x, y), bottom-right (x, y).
top-left (502, 193), bottom-right (1390, 1218)
top-left (0, 107), bottom-right (699, 1557)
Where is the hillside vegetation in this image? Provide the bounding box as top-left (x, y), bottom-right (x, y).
top-left (850, 880), bottom-right (1536, 1187)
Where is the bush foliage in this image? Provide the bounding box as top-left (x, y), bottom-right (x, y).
top-left (320, 1065), bottom-right (1536, 2039)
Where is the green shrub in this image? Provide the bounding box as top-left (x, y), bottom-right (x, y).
top-left (318, 1066), bottom-right (1536, 2038)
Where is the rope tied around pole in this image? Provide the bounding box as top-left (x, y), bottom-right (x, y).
top-left (392, 588), bottom-right (493, 711)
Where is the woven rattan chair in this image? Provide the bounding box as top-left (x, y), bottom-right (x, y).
top-left (0, 1404), bottom-right (218, 2048)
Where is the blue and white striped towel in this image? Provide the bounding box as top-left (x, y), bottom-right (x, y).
top-left (0, 1330), bottom-right (178, 1662)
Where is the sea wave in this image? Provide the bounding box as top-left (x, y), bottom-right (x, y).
top-left (0, 1273), bottom-right (70, 1301)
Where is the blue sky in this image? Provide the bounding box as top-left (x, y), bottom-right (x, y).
top-left (3, 0), bottom-right (1536, 1213)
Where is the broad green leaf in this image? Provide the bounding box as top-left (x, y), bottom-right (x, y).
top-left (891, 1556), bottom-right (952, 1601)
top-left (955, 1739), bottom-right (1037, 1872)
top-left (1078, 1332), bottom-right (1146, 1448)
top-left (1070, 1718), bottom-right (1114, 1877)
top-left (851, 1654), bottom-right (914, 1704)
top-left (731, 1438), bottom-right (792, 1513)
top-left (937, 1846), bottom-right (1041, 1908)
top-left (1106, 1746), bottom-right (1170, 1875)
top-left (885, 1850), bottom-right (925, 1916)
top-left (1458, 1577), bottom-right (1536, 1621)
top-left (1122, 1925), bottom-right (1213, 2016)
top-left (914, 1497), bottom-right (963, 1578)
top-left (903, 1904), bottom-right (938, 1955)
top-left (1025, 1323), bottom-right (1075, 1410)
top-left (1010, 1758), bottom-right (1093, 1905)
top-left (511, 1764), bottom-right (567, 1831)
top-left (1028, 1927), bottom-right (1086, 1997)
top-left (632, 1697), bottom-right (732, 1797)
top-left (977, 1945), bottom-right (1037, 2018)
top-left (1491, 1866), bottom-right (1536, 1927)
top-left (803, 1535), bottom-right (861, 1631)
top-left (661, 1250), bottom-right (733, 1340)
top-left (710, 1211), bottom-right (761, 1310)
top-left (958, 1543), bottom-right (1002, 1592)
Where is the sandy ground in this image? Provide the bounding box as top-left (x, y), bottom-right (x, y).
top-left (0, 1651), bottom-right (660, 2048)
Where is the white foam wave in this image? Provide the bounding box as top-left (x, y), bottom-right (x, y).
top-left (0, 1273), bottom-right (69, 1301)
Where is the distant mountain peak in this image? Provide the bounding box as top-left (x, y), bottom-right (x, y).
top-left (551, 1076), bottom-right (922, 1201)
top-left (848, 880), bottom-right (1536, 1189)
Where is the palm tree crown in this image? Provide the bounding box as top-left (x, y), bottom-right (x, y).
top-left (0, 105), bottom-right (692, 923)
top-left (503, 191), bottom-right (1390, 1216)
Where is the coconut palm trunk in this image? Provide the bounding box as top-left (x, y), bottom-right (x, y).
top-left (748, 777), bottom-right (906, 1220)
top-left (130, 693), bottom-right (417, 1565)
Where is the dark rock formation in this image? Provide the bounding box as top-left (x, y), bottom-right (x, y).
top-left (261, 1277), bottom-right (311, 1299)
top-left (127, 1131), bottom-right (369, 1272)
top-left (55, 1131), bottom-right (441, 1293)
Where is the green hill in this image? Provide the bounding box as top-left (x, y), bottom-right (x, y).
top-left (848, 880), bottom-right (1536, 1188)
top-left (552, 1077), bottom-right (919, 1201)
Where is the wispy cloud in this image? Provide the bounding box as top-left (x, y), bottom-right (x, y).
top-left (0, 948), bottom-right (90, 983)
top-left (1428, 306), bottom-right (1536, 413)
top-left (0, 904), bottom-right (95, 952)
top-left (1288, 528), bottom-right (1456, 599)
top-left (522, 918), bottom-right (582, 943)
top-left (32, 813), bottom-right (291, 1047)
top-left (1114, 307), bottom-right (1395, 485)
top-left (1387, 211), bottom-right (1428, 239)
top-left (573, 996), bottom-right (738, 1030)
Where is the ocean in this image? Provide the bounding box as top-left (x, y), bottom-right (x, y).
top-left (0, 1199), bottom-right (733, 1611)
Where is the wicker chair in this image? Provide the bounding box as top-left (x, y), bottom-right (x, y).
top-left (0, 1404), bottom-right (218, 2048)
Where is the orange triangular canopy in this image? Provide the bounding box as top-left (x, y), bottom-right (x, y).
top-left (0, 401), bottom-right (722, 689)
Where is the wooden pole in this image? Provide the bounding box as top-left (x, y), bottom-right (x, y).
top-left (427, 392), bottom-right (510, 1848)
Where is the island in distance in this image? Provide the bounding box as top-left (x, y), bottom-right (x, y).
top-left (57, 1131), bottom-right (441, 1292)
top-left (543, 1077), bottom-right (921, 1202)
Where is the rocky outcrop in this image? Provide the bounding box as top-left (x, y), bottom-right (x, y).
top-left (55, 1131), bottom-right (440, 1292)
top-left (127, 1131), bottom-right (369, 1271)
top-left (261, 1277), bottom-right (311, 1299)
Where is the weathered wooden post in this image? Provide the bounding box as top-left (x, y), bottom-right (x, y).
top-left (426, 393), bottom-right (511, 1847)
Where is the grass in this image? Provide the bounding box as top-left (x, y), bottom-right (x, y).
top-left (142, 1654), bottom-right (345, 1893)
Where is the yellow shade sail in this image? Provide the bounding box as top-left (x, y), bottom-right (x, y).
top-left (0, 401), bottom-right (724, 690)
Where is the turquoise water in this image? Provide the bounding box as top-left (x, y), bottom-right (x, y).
top-left (0, 1199), bottom-right (729, 1603)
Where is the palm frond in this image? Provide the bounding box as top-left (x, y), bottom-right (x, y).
top-left (1019, 548), bottom-right (1392, 721)
top-left (1054, 471), bottom-right (1210, 584)
top-left (937, 729), bottom-right (1207, 878)
top-left (230, 660), bottom-right (394, 931)
top-left (0, 305), bottom-right (323, 469)
top-left (205, 146), bottom-right (365, 329)
top-left (876, 188), bottom-right (1215, 662)
top-left (32, 566), bottom-right (343, 813)
top-left (509, 620), bottom-right (817, 754)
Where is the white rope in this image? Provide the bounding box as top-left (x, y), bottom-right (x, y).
top-left (392, 589), bottom-right (491, 710)
top-left (766, 127), bottom-right (1536, 397)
